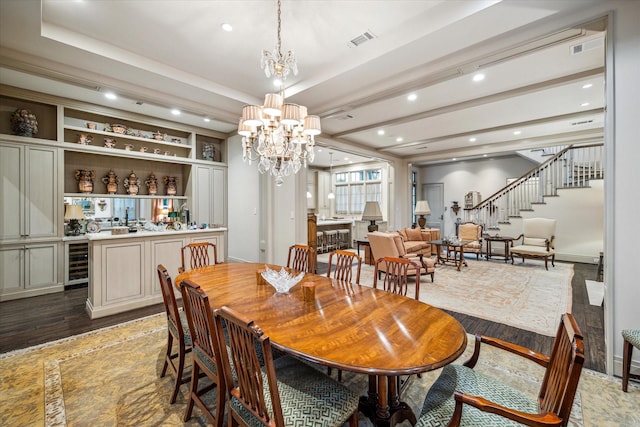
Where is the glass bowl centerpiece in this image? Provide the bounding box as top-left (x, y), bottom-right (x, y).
top-left (261, 265), bottom-right (304, 294)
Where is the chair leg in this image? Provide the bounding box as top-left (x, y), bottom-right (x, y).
top-left (183, 362), bottom-right (199, 421)
top-left (348, 409), bottom-right (359, 427)
top-left (623, 339), bottom-right (633, 392)
top-left (170, 340), bottom-right (186, 404)
top-left (430, 272), bottom-right (434, 282)
top-left (161, 332), bottom-right (173, 378)
top-left (544, 256), bottom-right (549, 270)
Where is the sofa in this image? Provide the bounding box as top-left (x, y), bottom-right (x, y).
top-left (367, 231), bottom-right (436, 282)
top-left (396, 227), bottom-right (441, 256)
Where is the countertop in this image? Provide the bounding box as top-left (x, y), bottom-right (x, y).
top-left (62, 227), bottom-right (227, 242)
top-left (316, 219), bottom-right (354, 226)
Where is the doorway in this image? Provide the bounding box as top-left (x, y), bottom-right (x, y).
top-left (423, 183), bottom-right (443, 234)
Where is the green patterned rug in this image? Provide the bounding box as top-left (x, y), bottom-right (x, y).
top-left (1, 313), bottom-right (638, 426)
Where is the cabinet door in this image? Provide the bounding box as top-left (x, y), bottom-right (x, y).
top-left (150, 237), bottom-right (186, 292)
top-left (0, 143), bottom-right (23, 240)
top-left (194, 165), bottom-right (226, 226)
top-left (317, 171), bottom-right (330, 209)
top-left (0, 246), bottom-right (23, 293)
top-left (26, 146), bottom-right (58, 238)
top-left (25, 243), bottom-right (58, 289)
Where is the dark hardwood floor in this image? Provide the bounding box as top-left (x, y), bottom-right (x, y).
top-left (0, 262), bottom-right (604, 372)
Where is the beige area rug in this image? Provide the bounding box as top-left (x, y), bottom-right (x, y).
top-left (1, 314), bottom-right (639, 426)
top-left (320, 253), bottom-right (574, 337)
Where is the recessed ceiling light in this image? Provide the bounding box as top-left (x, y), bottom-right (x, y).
top-left (273, 78), bottom-right (282, 87)
top-left (221, 23), bottom-right (233, 32)
top-left (396, 137), bottom-right (403, 142)
top-left (171, 109), bottom-right (181, 115)
top-left (344, 157), bottom-right (349, 161)
top-left (203, 117), bottom-right (211, 122)
top-left (349, 161), bottom-right (353, 164)
top-left (377, 129), bottom-right (385, 136)
top-left (104, 92), bottom-right (117, 100)
top-left (469, 137), bottom-right (476, 142)
top-left (513, 130), bottom-right (521, 135)
top-left (472, 73), bottom-right (485, 82)
top-left (483, 154), bottom-right (487, 157)
top-left (407, 93), bottom-right (417, 101)
top-left (452, 158), bottom-right (457, 161)
top-left (581, 102), bottom-right (590, 107)
top-left (582, 83), bottom-right (593, 89)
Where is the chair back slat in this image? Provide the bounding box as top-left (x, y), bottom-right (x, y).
top-left (287, 244), bottom-right (316, 273)
top-left (180, 242), bottom-right (218, 273)
top-left (373, 256), bottom-right (420, 299)
top-left (215, 306), bottom-right (285, 427)
top-left (157, 264), bottom-right (183, 339)
top-left (538, 313), bottom-right (584, 423)
top-left (327, 250), bottom-right (361, 284)
top-left (180, 280), bottom-right (220, 363)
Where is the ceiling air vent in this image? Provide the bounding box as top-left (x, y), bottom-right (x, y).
top-left (334, 114), bottom-right (354, 121)
top-left (570, 38), bottom-right (604, 55)
top-left (571, 119), bottom-right (594, 126)
top-left (348, 31), bottom-right (376, 48)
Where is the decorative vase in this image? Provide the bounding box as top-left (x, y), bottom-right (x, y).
top-left (102, 169), bottom-right (119, 194)
top-left (145, 172), bottom-right (158, 195)
top-left (10, 108), bottom-right (38, 137)
top-left (74, 169), bottom-right (96, 193)
top-left (124, 171), bottom-right (140, 195)
top-left (163, 176), bottom-right (177, 196)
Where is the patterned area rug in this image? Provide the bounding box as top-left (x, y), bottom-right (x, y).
top-left (1, 314), bottom-right (638, 426)
top-left (320, 254), bottom-right (574, 337)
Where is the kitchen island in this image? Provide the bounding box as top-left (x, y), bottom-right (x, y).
top-left (316, 219), bottom-right (354, 252)
top-left (85, 227), bottom-right (226, 319)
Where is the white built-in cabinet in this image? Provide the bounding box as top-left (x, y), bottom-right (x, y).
top-left (0, 243), bottom-right (60, 301)
top-left (0, 141), bottom-right (61, 301)
top-left (316, 170), bottom-right (331, 210)
top-left (0, 142), bottom-right (58, 240)
top-left (193, 165), bottom-right (226, 227)
top-left (1, 86), bottom-right (228, 302)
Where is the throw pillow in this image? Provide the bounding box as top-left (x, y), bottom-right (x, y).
top-left (397, 229), bottom-right (408, 241)
top-left (406, 227), bottom-right (422, 241)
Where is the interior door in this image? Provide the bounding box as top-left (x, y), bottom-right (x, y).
top-left (423, 183), bottom-right (443, 234)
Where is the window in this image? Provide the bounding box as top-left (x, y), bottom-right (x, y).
top-left (335, 168), bottom-right (382, 214)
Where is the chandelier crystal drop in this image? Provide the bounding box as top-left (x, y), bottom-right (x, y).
top-left (238, 0), bottom-right (319, 186)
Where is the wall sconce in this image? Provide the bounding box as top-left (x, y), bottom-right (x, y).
top-left (361, 201), bottom-right (383, 232)
top-left (451, 201), bottom-right (461, 216)
top-left (414, 200), bottom-right (431, 229)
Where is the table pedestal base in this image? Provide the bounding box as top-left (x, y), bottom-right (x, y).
top-left (359, 375), bottom-right (417, 427)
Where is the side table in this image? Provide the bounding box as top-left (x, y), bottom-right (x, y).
top-left (356, 238), bottom-right (374, 265)
top-left (485, 235), bottom-right (515, 263)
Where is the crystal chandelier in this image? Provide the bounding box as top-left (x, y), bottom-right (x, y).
top-left (238, 0), bottom-right (320, 186)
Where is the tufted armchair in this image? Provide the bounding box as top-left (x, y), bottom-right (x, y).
top-left (510, 218), bottom-right (556, 270)
top-left (456, 222), bottom-right (483, 260)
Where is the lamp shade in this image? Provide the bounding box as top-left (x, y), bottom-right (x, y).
top-left (361, 201), bottom-right (383, 221)
top-left (414, 200), bottom-right (431, 215)
top-left (263, 93), bottom-right (283, 117)
top-left (64, 204), bottom-right (85, 220)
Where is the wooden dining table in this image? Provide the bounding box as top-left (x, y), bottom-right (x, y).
top-left (175, 262), bottom-right (467, 427)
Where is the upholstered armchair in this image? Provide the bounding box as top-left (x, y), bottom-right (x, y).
top-left (510, 218), bottom-right (556, 270)
top-left (456, 222), bottom-right (483, 260)
top-left (367, 231), bottom-right (435, 282)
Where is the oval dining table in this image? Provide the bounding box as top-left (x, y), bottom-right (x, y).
top-left (175, 262), bottom-right (467, 427)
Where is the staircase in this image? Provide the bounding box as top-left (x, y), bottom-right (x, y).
top-left (463, 143), bottom-right (604, 229)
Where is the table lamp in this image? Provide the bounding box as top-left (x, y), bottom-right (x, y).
top-left (362, 201), bottom-right (383, 232)
top-left (414, 200), bottom-right (431, 229)
top-left (64, 204), bottom-right (86, 235)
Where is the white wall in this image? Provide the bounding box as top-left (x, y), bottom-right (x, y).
top-left (420, 155), bottom-right (537, 236)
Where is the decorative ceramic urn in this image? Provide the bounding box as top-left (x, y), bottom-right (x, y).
top-left (10, 108), bottom-right (38, 137)
top-left (145, 172), bottom-right (158, 195)
top-left (124, 171), bottom-right (140, 195)
top-left (163, 176), bottom-right (177, 196)
top-left (102, 169), bottom-right (119, 194)
top-left (74, 169), bottom-right (96, 193)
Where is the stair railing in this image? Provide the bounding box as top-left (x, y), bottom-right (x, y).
top-left (464, 143), bottom-right (603, 229)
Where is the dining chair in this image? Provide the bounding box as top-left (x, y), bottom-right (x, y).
top-left (416, 313), bottom-right (584, 427)
top-left (327, 249), bottom-right (362, 285)
top-left (179, 242), bottom-right (218, 273)
top-left (286, 243), bottom-right (316, 273)
top-left (622, 329), bottom-right (640, 392)
top-left (373, 256), bottom-right (422, 300)
top-left (213, 305), bottom-right (360, 427)
top-left (179, 279), bottom-right (226, 427)
top-left (156, 264), bottom-right (191, 404)
top-left (372, 256), bottom-right (422, 394)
